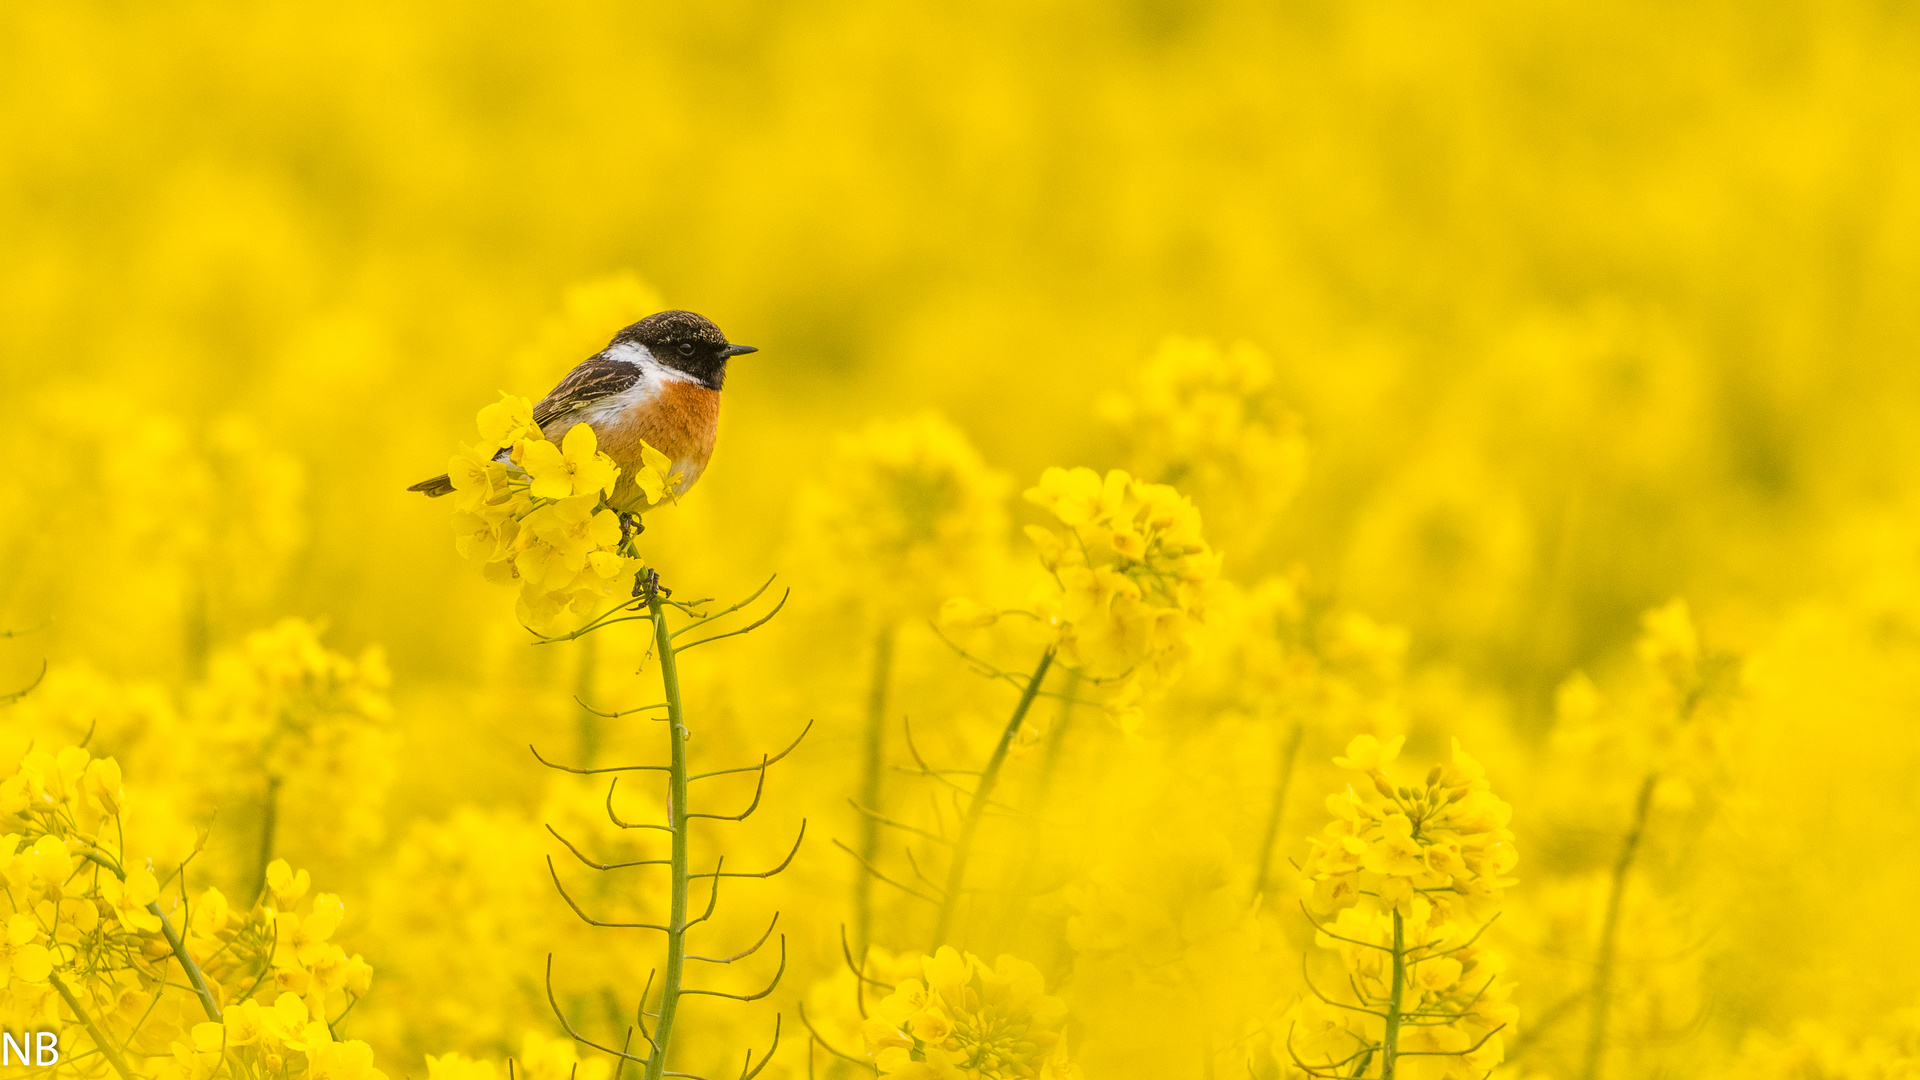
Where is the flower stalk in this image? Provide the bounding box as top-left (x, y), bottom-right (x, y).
top-left (1382, 910), bottom-right (1406, 1080)
top-left (1290, 735), bottom-right (1519, 1078)
top-left (152, 898), bottom-right (225, 1022)
top-left (577, 632), bottom-right (602, 767)
top-left (646, 585), bottom-right (693, 1080)
top-left (538, 576), bottom-right (794, 1079)
top-left (81, 845), bottom-right (225, 1024)
top-left (1252, 716), bottom-right (1305, 901)
top-left (1582, 770), bottom-right (1658, 1080)
top-left (930, 646), bottom-right (1054, 950)
top-left (49, 972), bottom-right (137, 1080)
top-left (1033, 668), bottom-right (1082, 812)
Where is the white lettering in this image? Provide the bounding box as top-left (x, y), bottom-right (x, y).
top-left (36, 1031), bottom-right (59, 1066)
top-left (2, 1032), bottom-right (25, 1065)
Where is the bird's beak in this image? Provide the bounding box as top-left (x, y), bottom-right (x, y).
top-left (721, 343), bottom-right (758, 358)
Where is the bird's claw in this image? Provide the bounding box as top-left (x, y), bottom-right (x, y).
top-left (633, 568), bottom-right (671, 603)
top-left (617, 511), bottom-right (645, 552)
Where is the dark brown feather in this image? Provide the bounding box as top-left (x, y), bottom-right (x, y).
top-left (532, 356), bottom-right (643, 427)
top-left (409, 356), bottom-right (637, 499)
top-left (409, 474), bottom-right (455, 497)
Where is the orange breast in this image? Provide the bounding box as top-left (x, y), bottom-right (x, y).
top-left (595, 380), bottom-right (720, 504)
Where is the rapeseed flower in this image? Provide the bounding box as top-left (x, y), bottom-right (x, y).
top-left (947, 466), bottom-right (1218, 728)
top-left (863, 947), bottom-right (1079, 1080)
top-left (190, 619), bottom-right (396, 869)
top-left (1304, 735), bottom-right (1517, 921)
top-left (1100, 337), bottom-right (1307, 557)
top-left (1287, 736), bottom-right (1519, 1078)
top-left (13, 6), bottom-right (1920, 1075)
top-left (445, 395), bottom-right (672, 634)
top-left (0, 740), bottom-right (379, 1076)
top-left (789, 413), bottom-right (1010, 624)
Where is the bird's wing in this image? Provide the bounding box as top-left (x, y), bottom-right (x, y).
top-left (532, 355), bottom-right (643, 427)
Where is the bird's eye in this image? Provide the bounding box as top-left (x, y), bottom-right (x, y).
top-left (677, 342), bottom-right (696, 357)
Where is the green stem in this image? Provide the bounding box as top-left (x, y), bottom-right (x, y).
top-left (151, 901), bottom-right (223, 1022)
top-left (251, 775), bottom-right (280, 905)
top-left (1032, 668), bottom-right (1082, 813)
top-left (1583, 771), bottom-right (1657, 1080)
top-left (577, 633), bottom-right (602, 768)
top-left (853, 624), bottom-right (896, 959)
top-left (1382, 909), bottom-right (1406, 1079)
top-left (1001, 669), bottom-right (1082, 938)
top-left (1252, 718), bottom-right (1306, 902)
top-left (80, 845), bottom-right (222, 1023)
top-left (644, 588), bottom-right (691, 1080)
top-left (50, 973), bottom-right (136, 1080)
top-left (930, 647), bottom-right (1054, 951)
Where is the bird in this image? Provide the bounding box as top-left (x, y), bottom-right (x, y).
top-left (409, 310), bottom-right (756, 511)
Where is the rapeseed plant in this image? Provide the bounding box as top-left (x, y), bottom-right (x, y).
top-left (1, 746), bottom-right (379, 1080)
top-left (432, 395), bottom-right (797, 1079)
top-left (1286, 735), bottom-right (1518, 1079)
top-left (9, 5), bottom-right (1920, 1078)
top-left (861, 948), bottom-right (1078, 1080)
top-left (188, 620), bottom-right (395, 895)
top-left (922, 467), bottom-right (1215, 947)
top-left (944, 466), bottom-right (1218, 730)
top-left (785, 415), bottom-right (1009, 958)
top-left (445, 396), bottom-right (669, 636)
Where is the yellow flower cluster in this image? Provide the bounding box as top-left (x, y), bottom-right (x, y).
top-left (161, 991), bottom-right (386, 1080)
top-left (193, 619), bottom-right (396, 863)
top-left (1099, 337), bottom-right (1307, 555)
top-left (946, 467), bottom-right (1218, 727)
top-left (1634, 599), bottom-right (1740, 790)
top-left (1303, 735), bottom-right (1518, 922)
top-left (255, 860), bottom-right (373, 1018)
top-left (862, 947), bottom-right (1080, 1080)
top-left (7, 619), bottom-right (393, 891)
top-left (1549, 598), bottom-right (1741, 823)
top-left (1288, 736), bottom-right (1520, 1078)
top-left (1, 744), bottom-right (380, 1080)
top-left (1187, 572), bottom-right (1409, 741)
top-left (1, 747), bottom-right (139, 1029)
top-left (446, 395), bottom-right (669, 634)
top-left (788, 413), bottom-right (1010, 624)
top-left (351, 808), bottom-right (558, 1057)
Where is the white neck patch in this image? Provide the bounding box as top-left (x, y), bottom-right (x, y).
top-left (604, 341), bottom-right (699, 384)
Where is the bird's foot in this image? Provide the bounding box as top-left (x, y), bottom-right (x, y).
top-left (617, 511), bottom-right (645, 552)
top-left (633, 568), bottom-right (672, 603)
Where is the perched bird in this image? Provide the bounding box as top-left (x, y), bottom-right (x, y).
top-left (409, 310), bottom-right (756, 510)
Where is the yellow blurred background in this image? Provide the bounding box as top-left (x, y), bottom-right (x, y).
top-left (5, 2), bottom-right (1920, 1078)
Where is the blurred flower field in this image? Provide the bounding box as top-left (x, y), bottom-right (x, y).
top-left (6, 2), bottom-right (1920, 1078)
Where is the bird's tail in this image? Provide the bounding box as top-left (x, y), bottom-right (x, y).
top-left (408, 474), bottom-right (455, 498)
